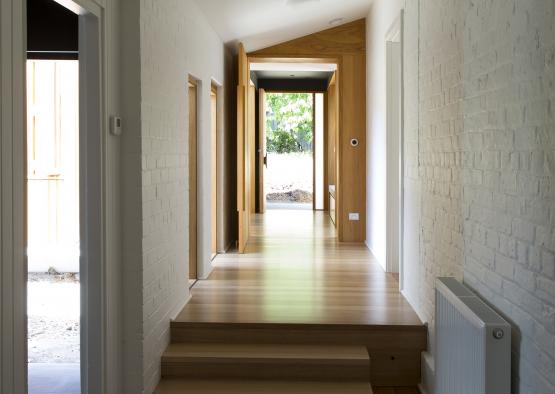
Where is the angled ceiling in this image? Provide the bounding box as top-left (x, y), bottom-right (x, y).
top-left (192, 0), bottom-right (372, 52)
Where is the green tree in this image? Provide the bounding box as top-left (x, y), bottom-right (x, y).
top-left (266, 93), bottom-right (313, 153)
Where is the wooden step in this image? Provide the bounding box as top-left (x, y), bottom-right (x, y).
top-left (170, 322), bottom-right (426, 386)
top-left (154, 379), bottom-right (374, 394)
top-left (161, 343), bottom-right (370, 381)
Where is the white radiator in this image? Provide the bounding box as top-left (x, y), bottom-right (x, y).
top-left (435, 277), bottom-right (511, 394)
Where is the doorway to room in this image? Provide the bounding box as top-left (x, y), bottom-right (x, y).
top-left (263, 92), bottom-right (315, 210)
top-left (26, 57), bottom-right (81, 394)
top-left (188, 77), bottom-right (199, 285)
top-left (25, 0), bottom-right (104, 392)
top-left (26, 1), bottom-right (80, 392)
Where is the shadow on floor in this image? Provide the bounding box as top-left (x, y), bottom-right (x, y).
top-left (28, 363), bottom-right (80, 394)
top-left (266, 202), bottom-right (312, 210)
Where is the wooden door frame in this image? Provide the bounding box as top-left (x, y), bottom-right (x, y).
top-left (188, 76), bottom-right (198, 280)
top-left (257, 88), bottom-right (266, 213)
top-left (248, 20), bottom-right (368, 243)
top-left (247, 56), bottom-right (343, 233)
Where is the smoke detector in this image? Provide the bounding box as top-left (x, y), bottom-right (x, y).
top-left (329, 17), bottom-right (344, 26)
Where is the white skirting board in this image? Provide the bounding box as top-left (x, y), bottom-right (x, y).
top-left (419, 351), bottom-right (435, 394)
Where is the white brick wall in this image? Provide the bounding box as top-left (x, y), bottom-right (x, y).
top-left (140, 1), bottom-right (225, 390)
top-left (418, 0), bottom-right (465, 334)
top-left (397, 0), bottom-right (555, 392)
top-left (462, 0), bottom-right (555, 391)
top-left (120, 1), bottom-right (226, 392)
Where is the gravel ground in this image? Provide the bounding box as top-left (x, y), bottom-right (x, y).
top-left (265, 152), bottom-right (313, 203)
top-left (28, 273), bottom-right (80, 363)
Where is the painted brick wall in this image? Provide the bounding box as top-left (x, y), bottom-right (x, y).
top-left (461, 0), bottom-right (555, 392)
top-left (138, 0), bottom-right (225, 391)
top-left (418, 0), bottom-right (465, 344)
top-left (401, 0), bottom-right (422, 330)
top-left (399, 0), bottom-right (555, 392)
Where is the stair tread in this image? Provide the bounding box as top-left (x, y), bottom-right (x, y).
top-left (154, 379), bottom-right (373, 394)
top-left (162, 343), bottom-right (369, 362)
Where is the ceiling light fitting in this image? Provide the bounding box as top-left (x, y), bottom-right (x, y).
top-left (329, 18), bottom-right (344, 26)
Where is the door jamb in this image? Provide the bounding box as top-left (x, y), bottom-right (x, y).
top-left (385, 11), bottom-right (405, 285)
top-left (210, 82), bottom-right (218, 260)
top-left (78, 4), bottom-right (105, 392)
top-left (12, 0), bottom-right (108, 393)
top-left (188, 76), bottom-right (199, 280)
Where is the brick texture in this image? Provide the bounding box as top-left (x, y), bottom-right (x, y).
top-left (402, 0), bottom-right (555, 392)
top-left (138, 0), bottom-right (225, 392)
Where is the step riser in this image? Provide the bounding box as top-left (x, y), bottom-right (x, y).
top-left (162, 361), bottom-right (370, 381)
top-left (168, 324), bottom-right (426, 386)
top-left (169, 325), bottom-right (425, 386)
top-left (171, 324), bottom-right (427, 350)
top-left (154, 379), bottom-right (375, 393)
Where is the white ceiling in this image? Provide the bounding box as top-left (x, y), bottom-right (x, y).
top-left (192, 0), bottom-right (372, 52)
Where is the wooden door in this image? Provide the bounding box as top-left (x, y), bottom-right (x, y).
top-left (258, 88), bottom-right (266, 213)
top-left (189, 79), bottom-right (198, 279)
top-left (248, 84), bottom-right (256, 214)
top-left (327, 73), bottom-right (339, 227)
top-left (211, 86), bottom-right (218, 259)
top-left (237, 43), bottom-right (250, 253)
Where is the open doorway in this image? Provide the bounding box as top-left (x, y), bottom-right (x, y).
top-left (26, 58), bottom-right (81, 393)
top-left (210, 84), bottom-right (218, 260)
top-left (264, 92), bottom-right (314, 210)
top-left (385, 13), bottom-right (403, 278)
top-left (188, 77), bottom-right (198, 285)
top-left (25, 0), bottom-right (104, 392)
top-left (26, 1), bottom-right (80, 392)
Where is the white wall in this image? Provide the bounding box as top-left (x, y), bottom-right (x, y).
top-left (366, 0), bottom-right (404, 269)
top-left (460, 1), bottom-right (555, 392)
top-left (368, 0), bottom-right (555, 392)
top-left (122, 0), bottom-right (226, 392)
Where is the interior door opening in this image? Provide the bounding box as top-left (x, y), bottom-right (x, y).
top-left (210, 84), bottom-right (218, 260)
top-left (264, 92), bottom-right (314, 210)
top-left (386, 14), bottom-right (403, 277)
top-left (26, 1), bottom-right (80, 393)
top-left (189, 77), bottom-right (198, 284)
top-left (240, 56), bottom-right (339, 250)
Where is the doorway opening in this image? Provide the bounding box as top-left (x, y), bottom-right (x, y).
top-left (210, 84), bottom-right (218, 260)
top-left (263, 92), bottom-right (314, 210)
top-left (26, 1), bottom-right (80, 393)
top-left (188, 77), bottom-right (199, 285)
top-left (385, 13), bottom-right (403, 279)
top-left (26, 58), bottom-right (81, 392)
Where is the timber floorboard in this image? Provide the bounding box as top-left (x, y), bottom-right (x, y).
top-left (175, 210), bottom-right (422, 327)
top-left (170, 210), bottom-right (426, 386)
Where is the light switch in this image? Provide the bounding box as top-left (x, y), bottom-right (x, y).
top-left (110, 116), bottom-right (122, 136)
top-left (349, 213), bottom-right (359, 221)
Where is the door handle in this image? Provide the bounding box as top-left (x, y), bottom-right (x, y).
top-left (264, 154), bottom-right (267, 167)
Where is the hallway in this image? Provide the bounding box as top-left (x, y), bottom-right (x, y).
top-left (156, 210), bottom-right (427, 391)
top-left (176, 210), bottom-right (421, 326)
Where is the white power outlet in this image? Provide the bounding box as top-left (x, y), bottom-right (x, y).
top-left (348, 213), bottom-right (359, 221)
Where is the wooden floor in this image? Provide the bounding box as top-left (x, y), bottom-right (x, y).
top-left (160, 210), bottom-right (426, 391)
top-left (373, 387), bottom-right (420, 394)
top-left (176, 210), bottom-right (422, 326)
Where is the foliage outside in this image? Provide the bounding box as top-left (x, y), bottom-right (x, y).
top-left (266, 93), bottom-right (313, 153)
